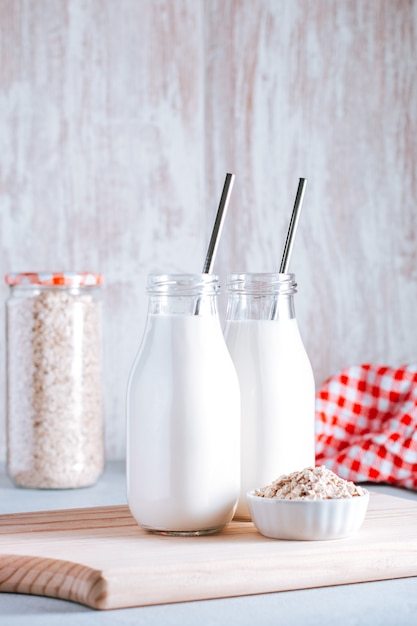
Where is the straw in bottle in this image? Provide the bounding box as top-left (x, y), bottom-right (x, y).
top-left (194, 172), bottom-right (235, 314)
top-left (271, 177), bottom-right (307, 320)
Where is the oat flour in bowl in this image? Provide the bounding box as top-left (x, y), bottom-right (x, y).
top-left (256, 465), bottom-right (366, 501)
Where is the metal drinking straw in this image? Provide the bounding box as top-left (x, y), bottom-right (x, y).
top-left (202, 172), bottom-right (235, 274)
top-left (194, 172), bottom-right (235, 315)
top-left (279, 177), bottom-right (307, 274)
top-left (271, 177), bottom-right (307, 320)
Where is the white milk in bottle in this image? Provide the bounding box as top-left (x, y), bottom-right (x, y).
top-left (224, 273), bottom-right (315, 519)
top-left (127, 274), bottom-right (240, 535)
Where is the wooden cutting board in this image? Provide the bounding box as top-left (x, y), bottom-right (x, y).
top-left (0, 492), bottom-right (416, 610)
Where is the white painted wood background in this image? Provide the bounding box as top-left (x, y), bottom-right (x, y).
top-left (0, 0), bottom-right (416, 461)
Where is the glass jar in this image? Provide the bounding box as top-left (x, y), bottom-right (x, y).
top-left (5, 271), bottom-right (105, 489)
top-left (224, 273), bottom-right (315, 519)
top-left (127, 274), bottom-right (240, 535)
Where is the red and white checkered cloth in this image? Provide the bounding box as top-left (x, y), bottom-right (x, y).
top-left (315, 364), bottom-right (417, 490)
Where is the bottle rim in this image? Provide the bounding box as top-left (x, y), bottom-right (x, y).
top-left (226, 272), bottom-right (297, 294)
top-left (146, 273), bottom-right (220, 295)
top-left (5, 272), bottom-right (103, 287)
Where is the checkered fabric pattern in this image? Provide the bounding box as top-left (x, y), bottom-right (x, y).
top-left (315, 364), bottom-right (417, 490)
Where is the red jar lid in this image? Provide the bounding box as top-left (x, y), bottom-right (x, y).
top-left (5, 272), bottom-right (103, 287)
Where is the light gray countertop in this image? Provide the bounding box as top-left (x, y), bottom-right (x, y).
top-left (0, 461), bottom-right (416, 626)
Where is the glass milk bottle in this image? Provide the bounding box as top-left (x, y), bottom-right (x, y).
top-left (224, 273), bottom-right (315, 519)
top-left (127, 274), bottom-right (240, 535)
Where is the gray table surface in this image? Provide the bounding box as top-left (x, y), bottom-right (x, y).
top-left (0, 461), bottom-right (416, 626)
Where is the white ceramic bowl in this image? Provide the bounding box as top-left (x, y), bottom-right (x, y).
top-left (247, 489), bottom-right (370, 540)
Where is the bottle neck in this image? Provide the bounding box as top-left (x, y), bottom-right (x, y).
top-left (226, 273), bottom-right (297, 321)
top-left (146, 274), bottom-right (220, 317)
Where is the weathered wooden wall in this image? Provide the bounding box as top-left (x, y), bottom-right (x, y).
top-left (1, 0), bottom-right (416, 460)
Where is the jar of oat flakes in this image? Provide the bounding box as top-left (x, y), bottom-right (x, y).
top-left (5, 271), bottom-right (105, 489)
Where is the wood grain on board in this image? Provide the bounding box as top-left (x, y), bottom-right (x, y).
top-left (0, 493), bottom-right (416, 610)
top-left (0, 1), bottom-right (416, 459)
